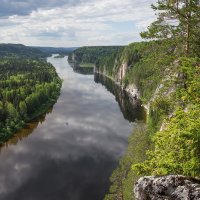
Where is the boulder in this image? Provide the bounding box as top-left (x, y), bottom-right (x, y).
top-left (134, 175), bottom-right (200, 200)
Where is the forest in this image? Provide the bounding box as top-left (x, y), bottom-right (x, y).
top-left (0, 44), bottom-right (75, 59)
top-left (0, 0), bottom-right (199, 198)
top-left (0, 44), bottom-right (46, 59)
top-left (93, 0), bottom-right (200, 199)
top-left (68, 46), bottom-right (123, 65)
top-left (0, 57), bottom-right (62, 144)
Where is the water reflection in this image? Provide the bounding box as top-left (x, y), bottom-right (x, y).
top-left (69, 62), bottom-right (94, 75)
top-left (73, 67), bottom-right (94, 75)
top-left (94, 73), bottom-right (146, 122)
top-left (0, 108), bottom-right (52, 150)
top-left (0, 56), bottom-right (144, 200)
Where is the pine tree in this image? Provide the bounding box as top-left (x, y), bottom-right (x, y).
top-left (141, 0), bottom-right (200, 56)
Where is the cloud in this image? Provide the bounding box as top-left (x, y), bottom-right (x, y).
top-left (0, 0), bottom-right (85, 17)
top-left (0, 0), bottom-right (157, 46)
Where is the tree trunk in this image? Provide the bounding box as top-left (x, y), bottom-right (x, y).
top-left (185, 0), bottom-right (191, 55)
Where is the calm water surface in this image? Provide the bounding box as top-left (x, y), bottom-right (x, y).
top-left (0, 56), bottom-right (144, 200)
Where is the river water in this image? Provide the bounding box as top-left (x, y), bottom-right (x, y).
top-left (0, 56), bottom-right (144, 200)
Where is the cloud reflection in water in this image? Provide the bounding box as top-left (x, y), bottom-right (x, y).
top-left (0, 56), bottom-right (143, 200)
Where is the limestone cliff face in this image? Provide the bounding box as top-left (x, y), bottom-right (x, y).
top-left (95, 61), bottom-right (128, 82)
top-left (117, 62), bottom-right (128, 83)
top-left (95, 61), bottom-right (142, 108)
top-left (125, 84), bottom-right (140, 98)
top-left (134, 175), bottom-right (200, 200)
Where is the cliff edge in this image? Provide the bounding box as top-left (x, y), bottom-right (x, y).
top-left (134, 175), bottom-right (200, 200)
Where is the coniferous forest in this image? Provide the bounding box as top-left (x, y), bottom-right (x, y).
top-left (98, 0), bottom-right (200, 199)
top-left (0, 0), bottom-right (199, 199)
top-left (0, 57), bottom-right (62, 144)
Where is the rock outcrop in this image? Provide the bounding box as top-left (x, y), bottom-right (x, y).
top-left (117, 62), bottom-right (128, 83)
top-left (134, 175), bottom-right (200, 200)
top-left (125, 84), bottom-right (142, 106)
top-left (125, 84), bottom-right (140, 98)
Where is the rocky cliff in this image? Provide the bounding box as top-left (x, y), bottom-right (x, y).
top-left (134, 175), bottom-right (200, 200)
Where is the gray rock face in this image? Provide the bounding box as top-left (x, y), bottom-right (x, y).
top-left (134, 175), bottom-right (200, 200)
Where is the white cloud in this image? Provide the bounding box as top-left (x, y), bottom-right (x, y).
top-left (0, 0), bottom-right (156, 46)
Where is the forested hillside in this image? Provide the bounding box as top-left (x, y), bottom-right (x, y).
top-left (101, 0), bottom-right (200, 199)
top-left (69, 46), bottom-right (123, 65)
top-left (0, 44), bottom-right (45, 59)
top-left (34, 46), bottom-right (77, 56)
top-left (0, 58), bottom-right (62, 144)
top-left (0, 44), bottom-right (76, 59)
top-left (95, 40), bottom-right (176, 102)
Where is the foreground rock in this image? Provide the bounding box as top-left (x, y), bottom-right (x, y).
top-left (134, 175), bottom-right (200, 200)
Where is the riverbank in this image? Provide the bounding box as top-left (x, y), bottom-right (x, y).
top-left (0, 58), bottom-right (62, 145)
top-left (79, 62), bottom-right (94, 68)
top-left (68, 60), bottom-right (94, 75)
top-left (87, 41), bottom-right (200, 200)
top-left (94, 71), bottom-right (142, 108)
top-left (28, 96), bottom-right (60, 121)
top-left (0, 55), bottom-right (139, 200)
top-left (0, 93), bottom-right (61, 145)
top-left (94, 73), bottom-right (146, 122)
top-left (100, 58), bottom-right (200, 200)
top-left (94, 72), bottom-right (150, 200)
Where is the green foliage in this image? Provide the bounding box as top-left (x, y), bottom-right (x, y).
top-left (96, 51), bottom-right (122, 76)
top-left (71, 46), bottom-right (124, 65)
top-left (35, 47), bottom-right (77, 55)
top-left (0, 43), bottom-right (46, 59)
top-left (95, 42), bottom-right (147, 78)
top-left (95, 40), bottom-right (176, 102)
top-left (176, 57), bottom-right (200, 105)
top-left (104, 124), bottom-right (151, 200)
top-left (133, 105), bottom-right (200, 177)
top-left (125, 40), bottom-right (175, 102)
top-left (141, 0), bottom-right (200, 56)
top-left (103, 1), bottom-right (200, 199)
top-left (0, 58), bottom-right (62, 144)
top-left (133, 58), bottom-right (200, 177)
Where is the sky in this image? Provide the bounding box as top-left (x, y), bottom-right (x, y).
top-left (0, 0), bottom-right (156, 47)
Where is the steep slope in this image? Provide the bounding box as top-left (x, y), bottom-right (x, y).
top-left (96, 41), bottom-right (200, 200)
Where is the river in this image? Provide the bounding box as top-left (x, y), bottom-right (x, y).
top-left (0, 55), bottom-right (144, 200)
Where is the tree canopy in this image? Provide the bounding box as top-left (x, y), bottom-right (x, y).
top-left (141, 0), bottom-right (200, 56)
top-left (0, 58), bottom-right (62, 144)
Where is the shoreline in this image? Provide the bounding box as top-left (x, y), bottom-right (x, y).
top-left (0, 89), bottom-right (61, 146)
top-left (94, 71), bottom-right (143, 107)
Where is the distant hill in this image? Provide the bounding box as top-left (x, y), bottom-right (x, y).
top-left (34, 47), bottom-right (78, 55)
top-left (0, 43), bottom-right (45, 59)
top-left (0, 44), bottom-right (78, 59)
top-left (69, 46), bottom-right (124, 64)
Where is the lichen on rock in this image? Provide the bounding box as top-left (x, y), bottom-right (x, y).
top-left (134, 175), bottom-right (200, 200)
